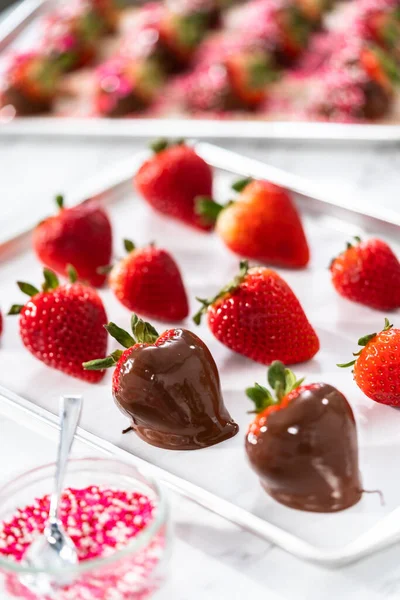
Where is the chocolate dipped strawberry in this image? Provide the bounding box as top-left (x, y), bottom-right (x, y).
top-left (84, 315), bottom-right (238, 449)
top-left (245, 361), bottom-right (362, 512)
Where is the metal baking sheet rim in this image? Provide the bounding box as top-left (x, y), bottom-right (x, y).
top-left (1, 117), bottom-right (400, 141)
top-left (1, 143), bottom-right (400, 566)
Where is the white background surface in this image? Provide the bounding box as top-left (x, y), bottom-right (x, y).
top-left (0, 136), bottom-right (400, 599)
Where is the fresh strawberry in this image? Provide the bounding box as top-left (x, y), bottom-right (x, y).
top-left (330, 237), bottom-right (400, 311)
top-left (33, 195), bottom-right (112, 288)
top-left (134, 139), bottom-right (214, 231)
top-left (109, 239), bottom-right (189, 321)
top-left (338, 318), bottom-right (400, 406)
top-left (245, 361), bottom-right (361, 512)
top-left (83, 314), bottom-right (238, 448)
top-left (8, 268), bottom-right (108, 382)
top-left (197, 178), bottom-right (309, 268)
top-left (193, 261), bottom-right (319, 365)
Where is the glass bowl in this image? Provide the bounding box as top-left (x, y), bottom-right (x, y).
top-left (0, 457), bottom-right (171, 600)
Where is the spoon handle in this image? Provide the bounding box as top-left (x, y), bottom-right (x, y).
top-left (49, 395), bottom-right (83, 523)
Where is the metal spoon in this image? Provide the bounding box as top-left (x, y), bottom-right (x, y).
top-left (24, 395), bottom-right (82, 586)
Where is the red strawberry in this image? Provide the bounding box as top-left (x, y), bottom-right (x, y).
top-left (8, 268), bottom-right (108, 383)
top-left (330, 237), bottom-right (400, 311)
top-left (339, 318), bottom-right (400, 406)
top-left (83, 314), bottom-right (238, 448)
top-left (109, 239), bottom-right (189, 322)
top-left (245, 361), bottom-right (362, 512)
top-left (198, 178), bottom-right (309, 268)
top-left (193, 261), bottom-right (319, 365)
top-left (134, 139), bottom-right (214, 231)
top-left (33, 195), bottom-right (112, 288)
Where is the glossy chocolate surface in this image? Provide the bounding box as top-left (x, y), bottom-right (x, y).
top-left (114, 328), bottom-right (238, 450)
top-left (246, 383), bottom-right (362, 512)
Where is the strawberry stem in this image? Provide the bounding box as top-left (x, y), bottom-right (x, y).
top-left (232, 177), bottom-right (252, 192)
top-left (247, 361), bottom-right (305, 413)
top-left (337, 318), bottom-right (393, 368)
top-left (124, 239), bottom-right (135, 253)
top-left (131, 314), bottom-right (159, 344)
top-left (193, 260), bottom-right (249, 325)
top-left (55, 194), bottom-right (64, 210)
top-left (195, 197), bottom-right (224, 224)
top-left (8, 304), bottom-right (24, 315)
top-left (17, 282), bottom-right (39, 297)
top-left (67, 264), bottom-right (78, 283)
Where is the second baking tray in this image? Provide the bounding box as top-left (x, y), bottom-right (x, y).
top-left (1, 142), bottom-right (400, 567)
top-left (1, 0), bottom-right (400, 142)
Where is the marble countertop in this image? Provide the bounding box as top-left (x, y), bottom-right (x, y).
top-left (0, 136), bottom-right (400, 600)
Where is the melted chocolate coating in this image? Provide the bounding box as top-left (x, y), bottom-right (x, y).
top-left (114, 329), bottom-right (238, 450)
top-left (103, 93), bottom-right (147, 117)
top-left (246, 384), bottom-right (362, 512)
top-left (2, 86), bottom-right (51, 115)
top-left (363, 80), bottom-right (391, 120)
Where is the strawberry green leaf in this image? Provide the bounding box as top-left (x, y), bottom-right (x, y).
top-left (55, 194), bottom-right (64, 209)
top-left (193, 261), bottom-right (249, 325)
top-left (337, 360), bottom-right (356, 368)
top-left (105, 322), bottom-right (135, 349)
top-left (42, 268), bottom-right (59, 292)
top-left (195, 197), bottom-right (224, 223)
top-left (267, 360), bottom-right (286, 395)
top-left (123, 239), bottom-right (135, 253)
top-left (17, 282), bottom-right (39, 297)
top-left (246, 383), bottom-right (274, 413)
top-left (357, 332), bottom-right (377, 346)
top-left (8, 304), bottom-right (24, 315)
top-left (232, 177), bottom-right (252, 192)
top-left (83, 349), bottom-right (123, 370)
top-left (131, 314), bottom-right (159, 344)
top-left (67, 264), bottom-right (78, 283)
top-left (247, 362), bottom-right (305, 412)
top-left (150, 138), bottom-right (169, 153)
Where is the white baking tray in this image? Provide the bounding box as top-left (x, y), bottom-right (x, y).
top-left (1, 0), bottom-right (400, 142)
top-left (1, 142), bottom-right (400, 567)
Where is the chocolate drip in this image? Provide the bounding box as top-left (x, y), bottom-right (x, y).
top-left (246, 383), bottom-right (362, 512)
top-left (114, 329), bottom-right (238, 450)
